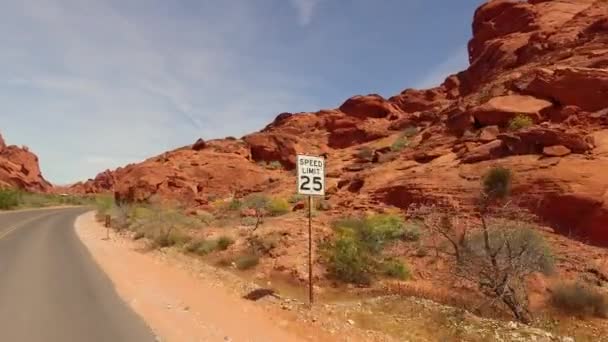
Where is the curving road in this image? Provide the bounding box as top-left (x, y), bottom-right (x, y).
top-left (0, 207), bottom-right (155, 342)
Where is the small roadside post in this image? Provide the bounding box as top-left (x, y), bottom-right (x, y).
top-left (296, 154), bottom-right (326, 307)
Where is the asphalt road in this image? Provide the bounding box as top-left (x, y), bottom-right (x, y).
top-left (0, 207), bottom-right (156, 342)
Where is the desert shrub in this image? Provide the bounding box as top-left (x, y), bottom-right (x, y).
top-left (289, 193), bottom-right (305, 204)
top-left (402, 126), bottom-right (418, 138)
top-left (243, 193), bottom-right (271, 229)
top-left (391, 136), bottom-right (409, 152)
top-left (267, 198), bottom-right (290, 216)
top-left (483, 166), bottom-right (512, 200)
top-left (359, 214), bottom-right (409, 252)
top-left (382, 259), bottom-right (411, 280)
top-left (258, 161), bottom-right (282, 170)
top-left (197, 240), bottom-right (220, 255)
top-left (460, 220), bottom-right (554, 324)
top-left (216, 258), bottom-right (233, 268)
top-left (184, 239), bottom-right (205, 253)
top-left (508, 115), bottom-right (533, 131)
top-left (196, 211), bottom-right (215, 226)
top-left (95, 195), bottom-right (115, 216)
top-left (235, 253), bottom-right (260, 270)
top-left (228, 198), bottom-right (243, 211)
top-left (241, 216), bottom-right (258, 227)
top-left (323, 233), bottom-right (373, 284)
top-left (132, 231), bottom-right (145, 240)
top-left (217, 236), bottom-right (235, 251)
top-left (244, 194), bottom-right (270, 211)
top-left (411, 167), bottom-right (551, 324)
top-left (356, 147), bottom-right (374, 161)
top-left (401, 222), bottom-right (422, 242)
top-left (0, 189), bottom-right (21, 210)
top-left (249, 233), bottom-right (281, 255)
top-left (323, 214), bottom-right (409, 284)
top-left (267, 161), bottom-right (282, 170)
top-left (551, 282), bottom-right (608, 318)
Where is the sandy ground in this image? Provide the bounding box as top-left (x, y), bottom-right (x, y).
top-left (74, 211), bottom-right (358, 342)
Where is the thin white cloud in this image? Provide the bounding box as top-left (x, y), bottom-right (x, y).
top-left (289, 0), bottom-right (323, 26)
top-left (415, 46), bottom-right (469, 89)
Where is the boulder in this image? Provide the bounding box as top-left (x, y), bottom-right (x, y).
top-left (389, 88), bottom-right (446, 113)
top-left (522, 67), bottom-right (608, 112)
top-left (479, 125), bottom-right (500, 142)
top-left (498, 127), bottom-right (593, 155)
top-left (470, 95), bottom-right (552, 127)
top-left (542, 145), bottom-right (571, 157)
top-left (461, 140), bottom-right (507, 163)
top-left (339, 94), bottom-right (401, 119)
top-left (243, 133), bottom-right (298, 169)
top-left (192, 138), bottom-right (207, 151)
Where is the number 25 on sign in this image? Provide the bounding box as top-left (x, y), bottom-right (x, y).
top-left (297, 155), bottom-right (325, 196)
top-left (296, 154), bottom-right (325, 308)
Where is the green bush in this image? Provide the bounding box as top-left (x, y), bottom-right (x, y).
top-left (391, 136), bottom-right (409, 152)
top-left (217, 236), bottom-right (235, 251)
top-left (184, 239), bottom-right (205, 253)
top-left (95, 195), bottom-right (115, 216)
top-left (267, 198), bottom-right (290, 216)
top-left (235, 254), bottom-right (260, 270)
top-left (402, 126), bottom-right (418, 138)
top-left (267, 161), bottom-right (282, 170)
top-left (483, 166), bottom-right (512, 199)
top-left (382, 259), bottom-right (411, 280)
top-left (360, 214), bottom-right (408, 252)
top-left (323, 214), bottom-right (410, 284)
top-left (197, 240), bottom-right (220, 255)
top-left (356, 147), bottom-right (374, 161)
top-left (249, 233), bottom-right (281, 255)
top-left (508, 115), bottom-right (533, 131)
top-left (0, 189), bottom-right (21, 209)
top-left (228, 198), bottom-right (243, 211)
top-left (401, 223), bottom-right (422, 242)
top-left (289, 194), bottom-right (305, 204)
top-left (241, 216), bottom-right (258, 227)
top-left (323, 233), bottom-right (372, 284)
top-left (551, 282), bottom-right (608, 318)
top-left (244, 194), bottom-right (270, 211)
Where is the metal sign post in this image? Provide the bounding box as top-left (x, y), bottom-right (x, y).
top-left (296, 155), bottom-right (325, 307)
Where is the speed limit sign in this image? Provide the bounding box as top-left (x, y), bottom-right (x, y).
top-left (296, 155), bottom-right (325, 196)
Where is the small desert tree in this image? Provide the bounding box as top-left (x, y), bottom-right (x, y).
top-left (407, 203), bottom-right (470, 261)
top-left (468, 167), bottom-right (553, 323)
top-left (244, 194), bottom-right (270, 230)
top-left (411, 167), bottom-right (554, 324)
top-left (459, 218), bottom-right (554, 323)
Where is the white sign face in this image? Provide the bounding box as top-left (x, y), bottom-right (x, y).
top-left (297, 155), bottom-right (325, 196)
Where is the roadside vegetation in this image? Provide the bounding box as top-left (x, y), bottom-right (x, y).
top-left (508, 114), bottom-right (534, 131)
top-left (321, 213), bottom-right (417, 284)
top-left (96, 192), bottom-right (293, 269)
top-left (0, 188), bottom-right (95, 210)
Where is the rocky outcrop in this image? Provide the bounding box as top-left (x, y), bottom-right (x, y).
top-left (0, 133), bottom-right (51, 192)
top-left (470, 95), bottom-right (553, 126)
top-left (74, 0), bottom-right (608, 248)
top-left (339, 94), bottom-right (402, 119)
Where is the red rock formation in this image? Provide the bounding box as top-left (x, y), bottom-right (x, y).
top-left (75, 0), bottom-right (608, 247)
top-left (0, 133), bottom-right (51, 192)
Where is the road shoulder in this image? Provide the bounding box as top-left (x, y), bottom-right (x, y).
top-left (74, 211), bottom-right (357, 342)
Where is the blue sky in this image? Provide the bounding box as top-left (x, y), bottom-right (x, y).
top-left (1, 0), bottom-right (483, 184)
